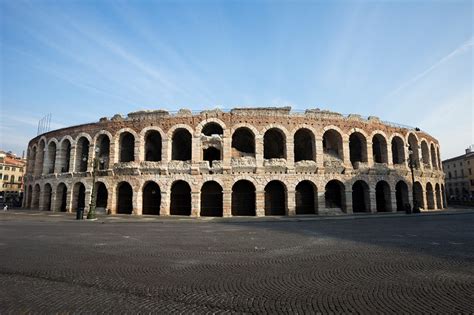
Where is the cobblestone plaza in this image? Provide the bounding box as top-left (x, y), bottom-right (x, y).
top-left (0, 211), bottom-right (472, 313)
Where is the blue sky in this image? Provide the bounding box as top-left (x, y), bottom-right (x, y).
top-left (0, 0), bottom-right (472, 159)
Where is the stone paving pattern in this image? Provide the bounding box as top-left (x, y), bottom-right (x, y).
top-left (0, 212), bottom-right (473, 313)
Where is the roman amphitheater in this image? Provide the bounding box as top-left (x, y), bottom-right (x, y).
top-left (23, 107), bottom-right (446, 217)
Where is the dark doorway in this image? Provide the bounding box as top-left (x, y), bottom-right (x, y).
top-left (426, 183), bottom-right (435, 209)
top-left (200, 181), bottom-right (223, 217)
top-left (264, 128), bottom-right (286, 159)
top-left (414, 182), bottom-right (423, 209)
top-left (376, 181), bottom-right (391, 212)
top-left (145, 131), bottom-right (162, 161)
top-left (373, 135), bottom-right (388, 163)
top-left (117, 182), bottom-right (133, 214)
top-left (349, 132), bottom-right (367, 166)
top-left (143, 181), bottom-right (161, 215)
top-left (57, 183), bottom-right (68, 212)
top-left (76, 138), bottom-right (89, 172)
top-left (395, 181), bottom-right (409, 211)
top-left (61, 140), bottom-right (71, 172)
top-left (44, 184), bottom-right (52, 211)
top-left (202, 123), bottom-right (223, 136)
top-left (294, 129), bottom-right (315, 162)
top-left (120, 132), bottom-right (135, 162)
top-left (352, 180), bottom-right (370, 212)
top-left (76, 183), bottom-right (86, 210)
top-left (231, 180), bottom-right (256, 216)
top-left (203, 147), bottom-right (221, 167)
top-left (325, 180), bottom-right (344, 209)
top-left (264, 181), bottom-right (286, 215)
top-left (391, 136), bottom-right (405, 165)
top-left (97, 135), bottom-right (110, 169)
top-left (170, 181), bottom-right (191, 216)
top-left (295, 181), bottom-right (316, 214)
top-left (232, 128), bottom-right (255, 157)
top-left (172, 129), bottom-right (192, 161)
top-left (96, 182), bottom-right (108, 208)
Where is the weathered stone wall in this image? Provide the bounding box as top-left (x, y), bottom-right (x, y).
top-left (23, 108), bottom-right (446, 216)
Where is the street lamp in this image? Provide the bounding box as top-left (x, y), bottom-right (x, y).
top-left (408, 146), bottom-right (420, 214)
top-left (87, 146), bottom-right (100, 220)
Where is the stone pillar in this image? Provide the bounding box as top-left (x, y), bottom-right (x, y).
top-left (54, 147), bottom-right (62, 173)
top-left (38, 190), bottom-right (45, 211)
top-left (286, 139), bottom-right (295, 172)
top-left (387, 144), bottom-right (393, 167)
top-left (223, 189), bottom-right (232, 217)
top-left (109, 185), bottom-right (117, 214)
top-left (134, 135), bottom-right (141, 163)
top-left (160, 191), bottom-right (169, 216)
top-left (84, 184), bottom-right (92, 213)
top-left (420, 188), bottom-right (427, 210)
top-left (367, 142), bottom-right (374, 167)
top-left (135, 189), bottom-right (143, 215)
top-left (66, 187), bottom-right (73, 213)
top-left (287, 190), bottom-right (296, 216)
top-left (345, 190), bottom-right (353, 214)
top-left (87, 144), bottom-right (95, 173)
top-left (369, 190), bottom-right (377, 213)
top-left (390, 191), bottom-right (397, 212)
top-left (51, 188), bottom-right (59, 212)
top-left (256, 190), bottom-right (265, 216)
top-left (317, 191), bottom-right (326, 214)
top-left (342, 139), bottom-right (352, 169)
top-left (255, 135), bottom-right (264, 171)
top-left (315, 136), bottom-right (324, 169)
top-left (432, 191), bottom-right (438, 210)
top-left (161, 137), bottom-right (169, 164)
top-left (42, 147), bottom-right (50, 175)
top-left (191, 191), bottom-right (200, 217)
top-left (69, 145), bottom-right (77, 173)
top-left (222, 136), bottom-right (232, 170)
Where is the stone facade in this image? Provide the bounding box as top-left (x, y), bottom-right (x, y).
top-left (23, 108), bottom-right (446, 217)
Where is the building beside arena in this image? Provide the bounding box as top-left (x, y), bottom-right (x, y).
top-left (23, 107), bottom-right (446, 216)
top-left (0, 151), bottom-right (26, 207)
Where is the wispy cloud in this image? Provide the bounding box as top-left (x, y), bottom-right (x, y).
top-left (383, 38), bottom-right (473, 100)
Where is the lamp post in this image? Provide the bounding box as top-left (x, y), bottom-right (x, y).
top-left (87, 146), bottom-right (100, 220)
top-left (408, 146), bottom-right (419, 213)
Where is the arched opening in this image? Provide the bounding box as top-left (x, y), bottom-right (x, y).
top-left (200, 181), bottom-right (223, 217)
top-left (372, 134), bottom-right (388, 164)
top-left (352, 180), bottom-right (370, 213)
top-left (294, 129), bottom-right (315, 162)
top-left (295, 180), bottom-right (317, 214)
top-left (43, 183), bottom-right (52, 211)
top-left (73, 182), bottom-right (86, 212)
top-left (264, 180), bottom-right (286, 215)
top-left (441, 184), bottom-right (447, 208)
top-left (323, 130), bottom-right (343, 161)
top-left (95, 182), bottom-right (108, 213)
top-left (421, 141), bottom-right (430, 168)
top-left (202, 122), bottom-right (223, 136)
top-left (232, 180), bottom-right (256, 216)
top-left (75, 137), bottom-right (90, 172)
top-left (426, 183), bottom-right (435, 210)
top-left (46, 142), bottom-right (57, 174)
top-left (145, 130), bottom-right (162, 162)
top-left (232, 127), bottom-right (255, 157)
top-left (117, 182), bottom-right (133, 214)
top-left (143, 181), bottom-right (161, 215)
top-left (29, 147), bottom-right (37, 174)
top-left (26, 185), bottom-right (33, 208)
top-left (391, 136), bottom-right (405, 165)
top-left (97, 135), bottom-right (110, 170)
top-left (349, 132), bottom-right (367, 167)
top-left (435, 183), bottom-right (442, 209)
top-left (56, 183), bottom-right (68, 212)
top-left (170, 180), bottom-right (191, 216)
top-left (395, 181), bottom-right (409, 211)
top-left (414, 182), bottom-right (423, 209)
top-left (408, 134), bottom-right (420, 167)
top-left (203, 147), bottom-right (221, 167)
top-left (59, 140), bottom-right (71, 172)
top-left (264, 128), bottom-right (286, 159)
top-left (325, 180), bottom-right (345, 210)
top-left (32, 184), bottom-right (40, 209)
top-left (375, 181), bottom-right (391, 212)
top-left (120, 132), bottom-right (135, 162)
top-left (172, 129), bottom-right (192, 161)
top-left (430, 144), bottom-right (437, 169)
top-left (36, 140), bottom-right (45, 175)
top-left (436, 147), bottom-right (441, 169)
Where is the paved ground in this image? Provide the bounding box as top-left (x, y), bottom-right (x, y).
top-left (0, 210), bottom-right (473, 313)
